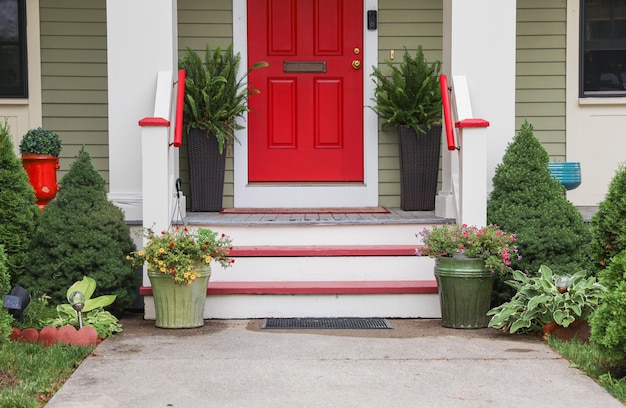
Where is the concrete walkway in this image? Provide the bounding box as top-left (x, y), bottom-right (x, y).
top-left (47, 314), bottom-right (623, 408)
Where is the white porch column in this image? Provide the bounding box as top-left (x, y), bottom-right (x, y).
top-left (437, 0), bottom-right (516, 226)
top-left (106, 0), bottom-right (178, 221)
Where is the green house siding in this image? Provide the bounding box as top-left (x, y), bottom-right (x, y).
top-left (39, 0), bottom-right (108, 182)
top-left (516, 0), bottom-right (567, 160)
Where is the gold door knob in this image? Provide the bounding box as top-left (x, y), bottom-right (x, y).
top-left (352, 60), bottom-right (361, 70)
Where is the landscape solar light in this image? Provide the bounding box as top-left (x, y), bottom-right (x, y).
top-left (2, 286), bottom-right (30, 321)
top-left (69, 291), bottom-right (86, 328)
top-left (555, 276), bottom-right (571, 294)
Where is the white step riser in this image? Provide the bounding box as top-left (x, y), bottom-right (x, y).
top-left (185, 224), bottom-right (432, 246)
top-left (144, 293), bottom-right (441, 319)
top-left (210, 256), bottom-right (436, 282)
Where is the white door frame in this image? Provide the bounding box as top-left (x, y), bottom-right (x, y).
top-left (232, 0), bottom-right (379, 208)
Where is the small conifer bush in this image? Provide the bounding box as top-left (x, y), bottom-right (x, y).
top-left (589, 165), bottom-right (626, 271)
top-left (19, 147), bottom-right (138, 313)
top-left (487, 121), bottom-right (590, 302)
top-left (591, 250), bottom-right (626, 361)
top-left (0, 120), bottom-right (39, 285)
top-left (0, 245), bottom-right (15, 342)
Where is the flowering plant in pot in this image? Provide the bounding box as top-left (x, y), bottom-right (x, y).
top-left (128, 226), bottom-right (234, 285)
top-left (417, 223), bottom-right (520, 274)
top-left (128, 226), bottom-right (235, 328)
top-left (417, 223), bottom-right (520, 329)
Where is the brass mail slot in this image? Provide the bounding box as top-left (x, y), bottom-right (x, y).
top-left (283, 61), bottom-right (326, 73)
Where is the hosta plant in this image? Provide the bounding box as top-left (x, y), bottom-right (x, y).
top-left (487, 265), bottom-right (606, 334)
top-left (45, 276), bottom-right (122, 338)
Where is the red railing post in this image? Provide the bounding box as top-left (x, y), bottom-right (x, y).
top-left (173, 69), bottom-right (186, 148)
top-left (439, 74), bottom-right (456, 151)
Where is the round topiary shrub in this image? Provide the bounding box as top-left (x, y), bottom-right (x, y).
top-left (18, 147), bottom-right (138, 313)
top-left (0, 120), bottom-right (39, 285)
top-left (589, 165), bottom-right (626, 272)
top-left (487, 120), bottom-right (591, 303)
top-left (18, 127), bottom-right (62, 157)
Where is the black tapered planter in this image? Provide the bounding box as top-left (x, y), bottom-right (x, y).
top-left (186, 128), bottom-right (226, 212)
top-left (397, 124), bottom-right (442, 211)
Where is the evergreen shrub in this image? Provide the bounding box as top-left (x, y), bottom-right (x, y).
top-left (0, 245), bottom-right (15, 342)
top-left (589, 165), bottom-right (626, 271)
top-left (18, 147), bottom-right (137, 313)
top-left (487, 121), bottom-right (590, 302)
top-left (0, 120), bottom-right (38, 284)
top-left (591, 250), bottom-right (626, 361)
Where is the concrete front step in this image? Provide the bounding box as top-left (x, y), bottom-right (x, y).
top-left (141, 244), bottom-right (441, 319)
top-left (141, 280), bottom-right (440, 319)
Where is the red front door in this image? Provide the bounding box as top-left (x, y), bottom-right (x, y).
top-left (247, 0), bottom-right (364, 182)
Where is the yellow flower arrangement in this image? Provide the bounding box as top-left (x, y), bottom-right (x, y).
top-left (128, 226), bottom-right (234, 285)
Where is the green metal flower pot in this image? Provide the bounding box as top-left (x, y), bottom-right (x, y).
top-left (148, 263), bottom-right (211, 328)
top-left (434, 256), bottom-right (495, 329)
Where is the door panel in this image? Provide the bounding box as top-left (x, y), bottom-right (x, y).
top-left (247, 0), bottom-right (363, 182)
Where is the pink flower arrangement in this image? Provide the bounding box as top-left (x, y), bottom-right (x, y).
top-left (417, 223), bottom-right (520, 273)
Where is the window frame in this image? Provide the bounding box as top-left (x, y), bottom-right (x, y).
top-left (0, 0), bottom-right (28, 98)
top-left (580, 0), bottom-right (626, 97)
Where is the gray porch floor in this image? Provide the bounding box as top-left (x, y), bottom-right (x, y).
top-left (182, 206), bottom-right (598, 226)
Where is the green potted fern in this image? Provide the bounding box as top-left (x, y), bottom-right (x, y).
top-left (19, 127), bottom-right (62, 209)
top-left (371, 46), bottom-right (442, 211)
top-left (179, 44), bottom-right (267, 212)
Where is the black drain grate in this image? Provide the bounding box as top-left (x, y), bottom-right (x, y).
top-left (261, 318), bottom-right (392, 330)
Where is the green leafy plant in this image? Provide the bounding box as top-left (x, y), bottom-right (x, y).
top-left (0, 119), bottom-right (38, 285)
top-left (179, 44), bottom-right (268, 154)
top-left (590, 250), bottom-right (626, 361)
top-left (45, 276), bottom-right (122, 338)
top-left (487, 265), bottom-right (606, 334)
top-left (487, 121), bottom-right (591, 276)
top-left (370, 45), bottom-right (442, 134)
top-left (18, 127), bottom-right (62, 157)
top-left (417, 223), bottom-right (519, 274)
top-left (128, 226), bottom-right (234, 285)
top-left (18, 147), bottom-right (138, 313)
top-left (487, 121), bottom-right (591, 305)
top-left (589, 164), bottom-right (626, 272)
top-left (0, 245), bottom-right (14, 343)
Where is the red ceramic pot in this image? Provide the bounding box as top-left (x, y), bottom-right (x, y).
top-left (21, 153), bottom-right (60, 209)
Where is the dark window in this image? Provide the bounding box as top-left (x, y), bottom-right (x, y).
top-left (581, 0), bottom-right (626, 96)
top-left (0, 0), bottom-right (27, 98)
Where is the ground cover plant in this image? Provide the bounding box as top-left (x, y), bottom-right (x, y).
top-left (549, 338), bottom-right (626, 404)
top-left (0, 341), bottom-right (92, 407)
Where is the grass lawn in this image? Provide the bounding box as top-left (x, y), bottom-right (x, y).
top-left (0, 341), bottom-right (93, 408)
top-left (549, 338), bottom-right (626, 404)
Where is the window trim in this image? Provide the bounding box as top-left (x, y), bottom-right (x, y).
top-left (0, 0), bottom-right (28, 98)
top-left (579, 0), bottom-right (626, 97)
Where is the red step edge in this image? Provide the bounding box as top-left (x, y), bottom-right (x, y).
top-left (229, 245), bottom-right (423, 257)
top-left (139, 280), bottom-right (438, 296)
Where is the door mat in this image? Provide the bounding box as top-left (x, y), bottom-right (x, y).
top-left (261, 318), bottom-right (392, 330)
top-left (221, 207), bottom-right (390, 214)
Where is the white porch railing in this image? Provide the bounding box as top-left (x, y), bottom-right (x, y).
top-left (138, 70), bottom-right (186, 235)
top-left (437, 74), bottom-right (490, 227)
